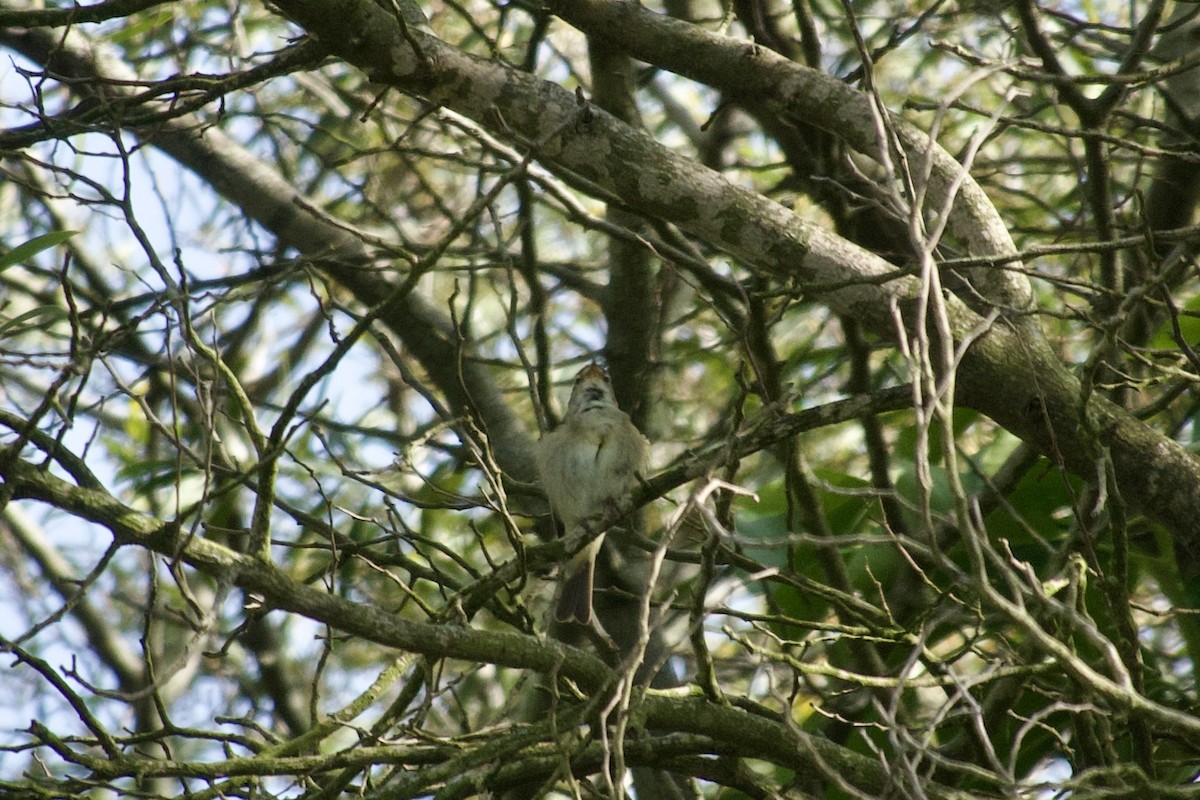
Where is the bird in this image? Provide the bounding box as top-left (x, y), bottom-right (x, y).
top-left (535, 362), bottom-right (649, 624)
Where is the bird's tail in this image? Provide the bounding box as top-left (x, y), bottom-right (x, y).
top-left (555, 536), bottom-right (603, 624)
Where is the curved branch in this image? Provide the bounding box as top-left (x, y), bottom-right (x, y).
top-left (0, 452), bottom-right (609, 689)
top-left (546, 0), bottom-right (1032, 313)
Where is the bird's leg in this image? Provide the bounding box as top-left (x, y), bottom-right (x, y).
top-left (602, 495), bottom-right (629, 524)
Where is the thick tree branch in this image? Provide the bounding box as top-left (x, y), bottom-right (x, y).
top-left (546, 0), bottom-right (1033, 313)
top-left (0, 449), bottom-right (993, 797)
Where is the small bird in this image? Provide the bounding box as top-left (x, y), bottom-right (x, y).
top-left (536, 363), bottom-right (649, 624)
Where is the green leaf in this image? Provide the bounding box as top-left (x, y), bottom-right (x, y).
top-left (1150, 293), bottom-right (1200, 350)
top-left (982, 458), bottom-right (1076, 553)
top-left (0, 230), bottom-right (78, 272)
top-left (0, 305), bottom-right (69, 338)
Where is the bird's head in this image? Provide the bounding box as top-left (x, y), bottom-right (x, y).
top-left (568, 362), bottom-right (616, 414)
